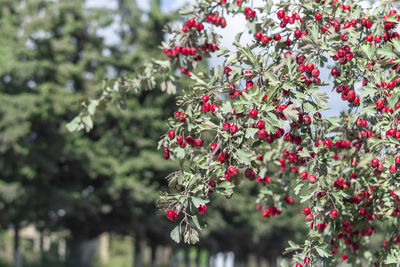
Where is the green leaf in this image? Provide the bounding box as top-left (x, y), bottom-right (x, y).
top-left (221, 101), bottom-right (233, 114)
top-left (377, 44), bottom-right (397, 59)
top-left (66, 117), bottom-right (82, 132)
top-left (170, 225), bottom-right (181, 243)
top-left (282, 106), bottom-right (299, 123)
top-left (215, 181), bottom-right (234, 196)
top-left (315, 247), bottom-right (330, 258)
top-left (192, 215), bottom-right (202, 230)
top-left (190, 73), bottom-right (207, 86)
top-left (191, 196), bottom-right (208, 208)
top-left (391, 38), bottom-right (400, 54)
top-left (245, 128), bottom-right (259, 139)
top-left (236, 149), bottom-right (252, 165)
top-left (361, 44), bottom-right (376, 60)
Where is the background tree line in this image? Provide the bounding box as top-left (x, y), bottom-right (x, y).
top-left (0, 0), bottom-right (306, 266)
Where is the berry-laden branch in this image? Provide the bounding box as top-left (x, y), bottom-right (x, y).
top-left (68, 0), bottom-right (400, 265)
top-left (157, 0), bottom-right (400, 266)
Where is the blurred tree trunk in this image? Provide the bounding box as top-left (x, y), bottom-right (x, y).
top-left (39, 229), bottom-right (45, 266)
top-left (168, 247), bottom-right (178, 267)
top-left (67, 238), bottom-right (98, 267)
top-left (150, 243), bottom-right (157, 267)
top-left (195, 248), bottom-right (201, 267)
top-left (13, 223), bottom-right (22, 267)
top-left (184, 247), bottom-right (190, 267)
top-left (133, 234), bottom-right (143, 267)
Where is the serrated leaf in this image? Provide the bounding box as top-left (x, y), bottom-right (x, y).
top-left (236, 149), bottom-right (252, 165)
top-left (377, 44), bottom-right (397, 59)
top-left (66, 117), bottom-right (82, 132)
top-left (191, 196), bottom-right (209, 208)
top-left (315, 247), bottom-right (330, 258)
top-left (170, 225), bottom-right (181, 243)
top-left (192, 215), bottom-right (202, 230)
top-left (282, 106), bottom-right (299, 123)
top-left (245, 128), bottom-right (259, 139)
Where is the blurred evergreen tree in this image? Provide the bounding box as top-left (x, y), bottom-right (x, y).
top-left (0, 0), bottom-right (177, 266)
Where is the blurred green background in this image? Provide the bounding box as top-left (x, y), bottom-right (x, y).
top-left (0, 0), bottom-right (307, 266)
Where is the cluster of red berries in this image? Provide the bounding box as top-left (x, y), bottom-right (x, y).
top-left (257, 127), bottom-right (285, 144)
top-left (383, 235), bottom-right (400, 247)
top-left (261, 206), bottom-right (281, 218)
top-left (354, 118), bottom-right (368, 128)
top-left (254, 32), bottom-right (270, 44)
top-left (199, 95), bottom-right (219, 113)
top-left (166, 209), bottom-right (179, 222)
top-left (225, 165), bottom-right (237, 180)
top-left (370, 156), bottom-right (400, 176)
top-left (206, 180), bottom-right (217, 195)
top-left (294, 28), bottom-right (307, 39)
top-left (335, 84), bottom-right (360, 105)
top-left (277, 155), bottom-right (297, 173)
top-left (302, 206), bottom-right (313, 221)
top-left (299, 171), bottom-right (318, 183)
top-left (174, 111), bottom-right (187, 122)
top-left (283, 132), bottom-right (303, 146)
top-left (205, 12), bottom-right (226, 28)
top-left (179, 67), bottom-right (192, 77)
top-left (338, 4), bottom-right (351, 11)
top-left (201, 42), bottom-right (219, 53)
top-left (164, 46), bottom-right (198, 59)
top-left (243, 7), bottom-right (256, 20)
top-left (277, 9), bottom-right (302, 28)
top-left (331, 67), bottom-right (341, 78)
top-left (333, 177), bottom-right (350, 190)
top-left (209, 144), bottom-right (228, 164)
top-left (383, 10), bottom-right (400, 31)
top-left (376, 99), bottom-right (400, 114)
top-left (333, 46), bottom-right (353, 64)
top-left (182, 18), bottom-right (204, 33)
top-left (222, 122), bottom-right (239, 135)
top-left (321, 18), bottom-right (342, 33)
top-left (283, 196), bottom-right (295, 204)
top-left (163, 147), bottom-right (170, 160)
top-left (298, 62), bottom-right (321, 86)
top-left (385, 128), bottom-right (400, 139)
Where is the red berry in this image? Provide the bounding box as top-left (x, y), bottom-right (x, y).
top-left (315, 13), bottom-right (322, 20)
top-left (305, 63), bottom-right (315, 72)
top-left (371, 158), bottom-right (379, 167)
top-left (230, 124), bottom-right (238, 134)
top-left (256, 120), bottom-right (265, 129)
top-left (303, 207), bottom-right (311, 215)
top-left (249, 108), bottom-right (258, 118)
top-left (329, 209), bottom-right (338, 219)
top-left (300, 171), bottom-right (308, 180)
top-left (198, 205), bottom-right (207, 215)
top-left (277, 9), bottom-right (285, 19)
top-left (168, 130), bottom-right (175, 139)
top-left (308, 174), bottom-right (317, 183)
top-left (311, 68), bottom-right (320, 77)
top-left (305, 213), bottom-right (314, 221)
top-left (227, 166), bottom-right (237, 176)
top-left (389, 164), bottom-right (397, 174)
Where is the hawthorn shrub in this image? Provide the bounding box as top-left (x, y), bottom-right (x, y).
top-left (69, 0), bottom-right (400, 265)
top-left (156, 0), bottom-right (400, 265)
